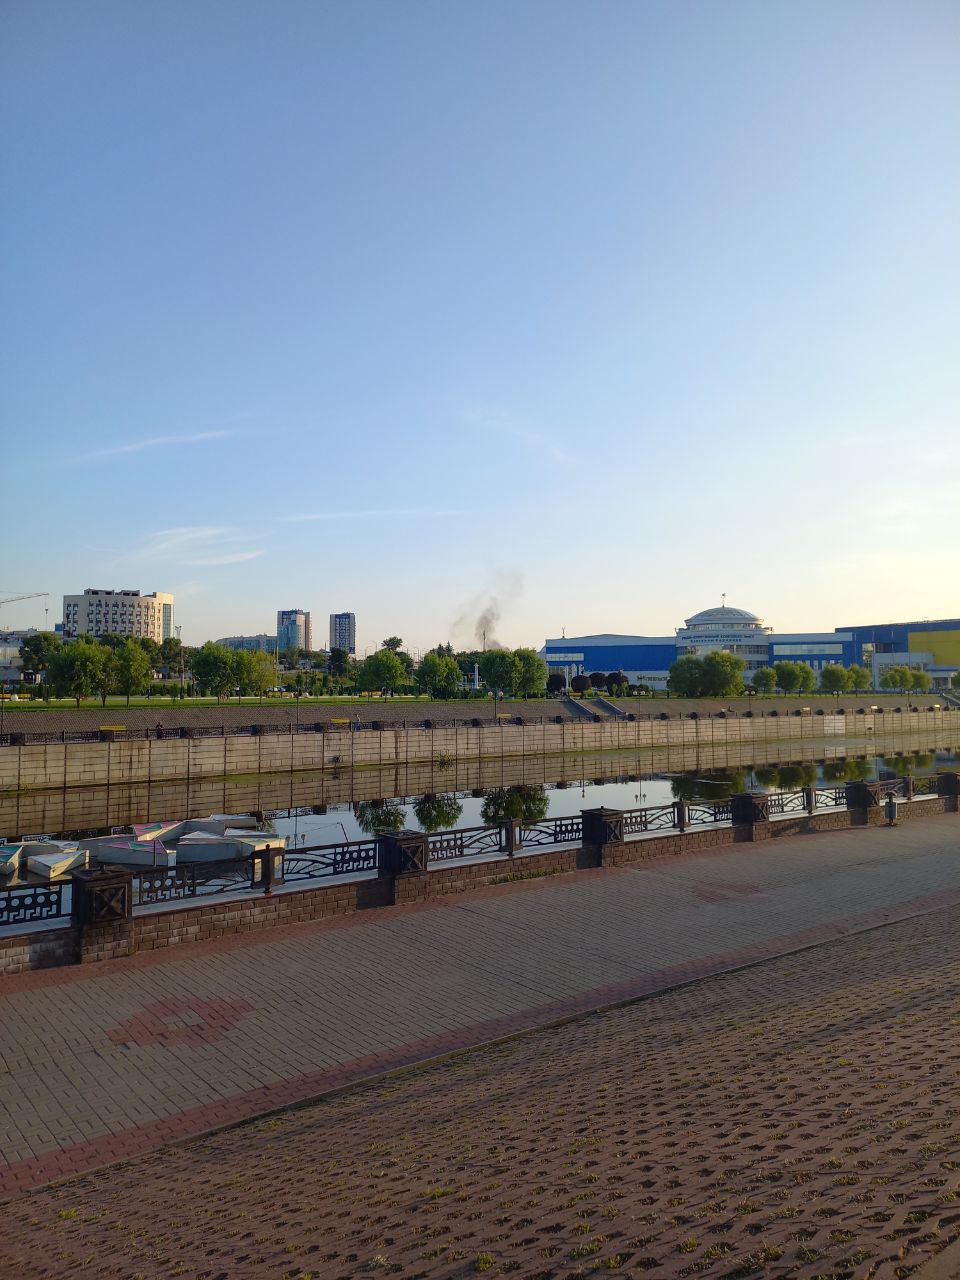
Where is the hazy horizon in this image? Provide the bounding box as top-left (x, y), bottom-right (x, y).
top-left (3, 1), bottom-right (958, 649)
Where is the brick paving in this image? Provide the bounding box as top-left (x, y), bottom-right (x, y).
top-left (3, 900), bottom-right (960, 1278)
top-left (1, 813), bottom-right (960, 1216)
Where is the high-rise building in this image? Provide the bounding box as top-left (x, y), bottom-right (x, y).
top-left (329, 612), bottom-right (356, 654)
top-left (277, 609), bottom-right (312, 653)
top-left (62, 589), bottom-right (175, 642)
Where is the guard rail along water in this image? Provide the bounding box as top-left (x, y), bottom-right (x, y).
top-left (2, 771), bottom-right (958, 934)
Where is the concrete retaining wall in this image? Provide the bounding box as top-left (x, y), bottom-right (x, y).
top-left (3, 710), bottom-right (959, 796)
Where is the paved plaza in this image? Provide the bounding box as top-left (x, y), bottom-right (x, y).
top-left (3, 892), bottom-right (960, 1277)
top-left (1, 814), bottom-right (960, 1201)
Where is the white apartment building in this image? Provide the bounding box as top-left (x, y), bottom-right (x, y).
top-left (329, 612), bottom-right (356, 654)
top-left (62, 589), bottom-right (175, 642)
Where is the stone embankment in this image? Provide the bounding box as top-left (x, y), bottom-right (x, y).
top-left (0, 691), bottom-right (939, 737)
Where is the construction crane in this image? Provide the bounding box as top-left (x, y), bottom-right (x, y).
top-left (0, 591), bottom-right (48, 611)
top-left (0, 592), bottom-right (49, 608)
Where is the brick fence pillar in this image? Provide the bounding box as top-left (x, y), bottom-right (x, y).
top-left (730, 792), bottom-right (772, 842)
top-left (937, 771), bottom-right (960, 813)
top-left (376, 829), bottom-right (429, 877)
top-left (580, 807), bottom-right (624, 867)
top-left (71, 864), bottom-right (134, 962)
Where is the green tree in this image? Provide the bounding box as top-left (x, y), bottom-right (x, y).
top-left (115, 638), bottom-right (152, 705)
top-left (18, 632), bottom-right (61, 678)
top-left (479, 649), bottom-right (521, 697)
top-left (381, 636), bottom-right (404, 651)
top-left (606, 671), bottom-right (629, 695)
top-left (159, 636), bottom-right (182, 665)
top-left (48, 638), bottom-right (106, 707)
top-left (700, 651), bottom-right (746, 697)
top-left (910, 669), bottom-right (932, 692)
top-left (137, 637), bottom-right (162, 667)
top-left (417, 652), bottom-right (462, 698)
top-left (773, 661), bottom-right (802, 696)
top-left (94, 647), bottom-right (120, 706)
top-left (570, 673), bottom-right (591, 695)
top-left (412, 794), bottom-right (463, 832)
top-left (357, 648), bottom-right (407, 696)
top-left (880, 665), bottom-right (912, 693)
top-left (819, 665), bottom-right (850, 695)
top-left (513, 648), bottom-right (548, 698)
top-left (588, 671), bottom-right (607, 691)
top-left (952, 672), bottom-right (960, 690)
top-left (846, 663), bottom-right (872, 692)
top-left (546, 672), bottom-right (566, 695)
top-left (667, 656), bottom-right (705, 697)
top-left (797, 663), bottom-right (816, 694)
top-left (750, 667), bottom-right (777, 694)
top-left (190, 642), bottom-right (237, 700)
top-left (235, 649), bottom-right (275, 697)
top-left (328, 647), bottom-right (351, 677)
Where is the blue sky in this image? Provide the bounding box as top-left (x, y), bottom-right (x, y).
top-left (2, 0), bottom-right (958, 650)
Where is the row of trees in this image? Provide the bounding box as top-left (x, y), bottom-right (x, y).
top-left (26, 634), bottom-right (277, 706)
top-left (667, 654), bottom-right (889, 699)
top-left (352, 644), bottom-right (549, 699)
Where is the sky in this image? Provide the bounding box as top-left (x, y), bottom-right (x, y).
top-left (2, 0), bottom-right (958, 651)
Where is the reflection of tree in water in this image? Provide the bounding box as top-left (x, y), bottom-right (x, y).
top-left (412, 793), bottom-right (463, 833)
top-left (777, 763), bottom-right (817, 789)
top-left (355, 800), bottom-right (406, 835)
top-left (670, 770), bottom-right (747, 802)
top-left (821, 758), bottom-right (873, 783)
top-left (882, 752), bottom-right (934, 776)
top-left (481, 786), bottom-right (549, 825)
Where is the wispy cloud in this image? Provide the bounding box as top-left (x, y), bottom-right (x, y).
top-left (81, 430), bottom-right (235, 460)
top-left (117, 525), bottom-right (266, 568)
top-left (184, 550), bottom-right (265, 566)
top-left (278, 508), bottom-right (463, 523)
top-left (458, 408), bottom-right (575, 467)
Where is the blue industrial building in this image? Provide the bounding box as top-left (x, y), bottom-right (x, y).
top-left (541, 605), bottom-right (960, 690)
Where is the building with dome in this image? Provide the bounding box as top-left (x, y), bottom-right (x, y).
top-left (540, 604), bottom-right (960, 690)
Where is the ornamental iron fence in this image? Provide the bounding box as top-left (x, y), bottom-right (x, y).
top-left (1, 771), bottom-right (958, 932)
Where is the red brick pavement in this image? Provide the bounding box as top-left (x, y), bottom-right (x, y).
top-left (2, 903), bottom-right (959, 1278)
top-left (2, 815), bottom-right (960, 1208)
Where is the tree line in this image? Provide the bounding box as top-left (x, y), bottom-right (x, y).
top-left (667, 654), bottom-right (893, 699)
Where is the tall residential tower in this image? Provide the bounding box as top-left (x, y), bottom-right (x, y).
top-left (329, 612), bottom-right (356, 655)
top-left (277, 609), bottom-right (312, 652)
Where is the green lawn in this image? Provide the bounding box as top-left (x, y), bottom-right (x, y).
top-left (0, 694), bottom-right (437, 711)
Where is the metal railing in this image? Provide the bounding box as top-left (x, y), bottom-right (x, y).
top-left (2, 772), bottom-right (957, 932)
top-left (134, 858), bottom-right (256, 906)
top-left (281, 839), bottom-right (379, 882)
top-left (0, 880), bottom-right (70, 929)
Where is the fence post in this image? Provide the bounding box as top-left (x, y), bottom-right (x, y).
top-left (674, 800), bottom-right (687, 832)
top-left (936, 771), bottom-right (960, 813)
top-left (731, 792), bottom-right (771, 841)
top-left (844, 780), bottom-right (877, 824)
top-left (581, 807), bottom-right (624, 867)
top-left (803, 786), bottom-right (817, 816)
top-left (71, 864), bottom-right (134, 962)
top-left (376, 829), bottom-right (429, 877)
top-left (501, 818), bottom-right (519, 856)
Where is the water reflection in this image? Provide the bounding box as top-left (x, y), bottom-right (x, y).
top-left (480, 786), bottom-right (550, 824)
top-left (412, 794), bottom-right (464, 832)
top-left (670, 770), bottom-right (747, 802)
top-left (822, 759), bottom-right (873, 783)
top-left (355, 800), bottom-right (406, 835)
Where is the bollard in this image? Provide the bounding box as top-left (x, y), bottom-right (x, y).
top-left (884, 793), bottom-right (898, 826)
